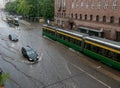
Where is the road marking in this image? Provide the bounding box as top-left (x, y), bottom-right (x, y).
top-left (66, 65), bottom-right (72, 75)
top-left (71, 63), bottom-right (111, 88)
top-left (38, 53), bottom-right (43, 61)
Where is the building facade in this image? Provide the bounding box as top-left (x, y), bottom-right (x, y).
top-left (54, 0), bottom-right (120, 41)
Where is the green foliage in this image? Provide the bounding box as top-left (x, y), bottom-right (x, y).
top-left (5, 0), bottom-right (54, 20)
top-left (0, 73), bottom-right (10, 86)
top-left (5, 2), bottom-right (17, 14)
top-left (41, 0), bottom-right (54, 20)
top-left (16, 0), bottom-right (31, 15)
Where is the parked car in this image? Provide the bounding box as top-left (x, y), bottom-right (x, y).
top-left (21, 46), bottom-right (39, 62)
top-left (8, 34), bottom-right (18, 42)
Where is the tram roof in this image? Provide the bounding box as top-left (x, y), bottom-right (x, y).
top-left (57, 28), bottom-right (88, 38)
top-left (43, 24), bottom-right (57, 30)
top-left (85, 36), bottom-right (120, 49)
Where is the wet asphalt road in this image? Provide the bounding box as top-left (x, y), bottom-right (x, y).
top-left (0, 12), bottom-right (120, 88)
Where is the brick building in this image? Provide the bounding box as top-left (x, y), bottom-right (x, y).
top-left (54, 0), bottom-right (120, 41)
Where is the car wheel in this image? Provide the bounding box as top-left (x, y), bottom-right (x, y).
top-left (21, 50), bottom-right (26, 57)
top-left (9, 35), bottom-right (11, 40)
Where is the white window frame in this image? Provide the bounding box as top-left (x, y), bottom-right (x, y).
top-left (112, 0), bottom-right (117, 10)
top-left (91, 0), bottom-right (94, 9)
top-left (104, 0), bottom-right (109, 9)
top-left (98, 0), bottom-right (101, 9)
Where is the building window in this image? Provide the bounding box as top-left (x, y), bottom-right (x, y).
top-left (76, 0), bottom-right (78, 8)
top-left (85, 14), bottom-right (87, 20)
top-left (80, 1), bottom-right (84, 7)
top-left (57, 20), bottom-right (60, 25)
top-left (110, 16), bottom-right (114, 23)
top-left (63, 0), bottom-right (66, 9)
top-left (58, 0), bottom-right (62, 9)
top-left (112, 0), bottom-right (117, 10)
top-left (86, 0), bottom-right (89, 9)
top-left (80, 14), bottom-right (82, 20)
top-left (61, 13), bottom-right (63, 17)
top-left (91, 0), bottom-right (94, 9)
top-left (116, 31), bottom-right (120, 41)
top-left (72, 0), bottom-right (74, 9)
top-left (98, 0), bottom-right (101, 9)
top-left (96, 15), bottom-right (99, 21)
top-left (71, 13), bottom-right (73, 18)
top-left (64, 13), bottom-right (66, 18)
top-left (75, 14), bottom-right (77, 19)
top-left (119, 18), bottom-right (120, 24)
top-left (90, 15), bottom-right (93, 21)
top-left (103, 16), bottom-right (106, 22)
top-left (62, 21), bottom-right (65, 27)
top-left (104, 0), bottom-right (109, 9)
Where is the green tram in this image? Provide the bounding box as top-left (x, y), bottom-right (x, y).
top-left (42, 24), bottom-right (120, 70)
top-left (56, 28), bottom-right (87, 51)
top-left (84, 36), bottom-right (120, 69)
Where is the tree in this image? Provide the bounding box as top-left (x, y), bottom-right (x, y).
top-left (41, 0), bottom-right (54, 20)
top-left (5, 2), bottom-right (17, 15)
top-left (16, 0), bottom-right (30, 15)
top-left (5, 0), bottom-right (54, 21)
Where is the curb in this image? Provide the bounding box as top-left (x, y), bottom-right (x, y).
top-left (19, 20), bottom-right (31, 26)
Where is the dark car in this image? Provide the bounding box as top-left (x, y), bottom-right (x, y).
top-left (9, 34), bottom-right (18, 42)
top-left (21, 46), bottom-right (39, 62)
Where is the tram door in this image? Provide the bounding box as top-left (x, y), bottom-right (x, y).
top-left (116, 31), bottom-right (120, 41)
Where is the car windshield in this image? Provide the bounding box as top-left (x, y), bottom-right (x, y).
top-left (27, 50), bottom-right (38, 60)
top-left (11, 34), bottom-right (17, 39)
top-left (27, 50), bottom-right (35, 55)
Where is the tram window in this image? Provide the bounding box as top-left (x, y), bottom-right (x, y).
top-left (49, 31), bottom-right (52, 34)
top-left (52, 31), bottom-right (55, 35)
top-left (75, 40), bottom-right (81, 46)
top-left (62, 35), bottom-right (65, 40)
top-left (51, 31), bottom-right (53, 35)
top-left (90, 45), bottom-right (98, 53)
top-left (58, 34), bottom-right (61, 38)
top-left (68, 36), bottom-right (71, 42)
top-left (69, 38), bottom-right (72, 43)
top-left (112, 53), bottom-right (120, 61)
top-left (79, 41), bottom-right (81, 46)
top-left (58, 33), bottom-right (61, 38)
top-left (57, 33), bottom-right (59, 38)
top-left (67, 37), bottom-right (70, 42)
top-left (108, 51), bottom-right (113, 58)
top-left (85, 43), bottom-right (91, 50)
top-left (104, 50), bottom-right (109, 57)
top-left (98, 48), bottom-right (103, 55)
top-left (61, 34), bottom-right (64, 39)
top-left (71, 38), bottom-right (75, 44)
top-left (117, 54), bottom-right (120, 62)
top-left (60, 34), bottom-right (62, 39)
top-left (73, 39), bottom-right (76, 44)
top-left (74, 39), bottom-right (77, 44)
top-left (46, 29), bottom-right (48, 32)
top-left (46, 30), bottom-right (48, 33)
top-left (65, 36), bottom-right (68, 41)
top-left (59, 34), bottom-right (61, 39)
top-left (101, 49), bottom-right (107, 56)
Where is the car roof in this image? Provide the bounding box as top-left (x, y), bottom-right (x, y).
top-left (24, 46), bottom-right (33, 51)
top-left (11, 34), bottom-right (17, 37)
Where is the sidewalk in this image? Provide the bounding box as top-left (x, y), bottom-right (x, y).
top-left (19, 20), bottom-right (43, 28)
